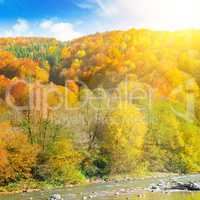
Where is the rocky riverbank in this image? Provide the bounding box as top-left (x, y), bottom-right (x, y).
top-left (1, 174), bottom-right (200, 200)
top-left (47, 174), bottom-right (200, 200)
top-left (0, 173), bottom-right (174, 195)
top-left (1, 173), bottom-right (200, 196)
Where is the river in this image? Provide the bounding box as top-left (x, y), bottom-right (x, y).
top-left (1, 175), bottom-right (200, 200)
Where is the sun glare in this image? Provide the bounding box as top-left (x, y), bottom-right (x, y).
top-left (143, 0), bottom-right (200, 30)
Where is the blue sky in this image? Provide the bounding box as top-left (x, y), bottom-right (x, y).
top-left (0, 0), bottom-right (199, 41)
top-left (0, 0), bottom-right (88, 22)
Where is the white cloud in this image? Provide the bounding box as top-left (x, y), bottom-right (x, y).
top-left (2, 19), bottom-right (33, 37)
top-left (0, 19), bottom-right (82, 41)
top-left (13, 19), bottom-right (30, 33)
top-left (81, 0), bottom-right (200, 31)
top-left (76, 0), bottom-right (96, 9)
top-left (40, 20), bottom-right (81, 41)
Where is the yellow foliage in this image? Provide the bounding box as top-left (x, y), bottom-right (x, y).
top-left (48, 46), bottom-right (56, 54)
top-left (47, 138), bottom-right (84, 183)
top-left (103, 102), bottom-right (147, 174)
top-left (35, 67), bottom-right (49, 83)
top-left (61, 47), bottom-right (71, 59)
top-left (0, 122), bottom-right (39, 185)
top-left (76, 50), bottom-right (86, 58)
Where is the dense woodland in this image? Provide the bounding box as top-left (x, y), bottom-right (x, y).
top-left (1, 29), bottom-right (200, 189)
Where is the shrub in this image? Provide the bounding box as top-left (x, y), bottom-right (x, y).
top-left (81, 151), bottom-right (110, 178)
top-left (0, 122), bottom-right (39, 186)
top-left (35, 138), bottom-right (85, 184)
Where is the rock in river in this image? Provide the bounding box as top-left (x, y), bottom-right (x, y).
top-left (149, 180), bottom-right (200, 192)
top-left (170, 182), bottom-right (200, 191)
top-left (48, 194), bottom-right (63, 200)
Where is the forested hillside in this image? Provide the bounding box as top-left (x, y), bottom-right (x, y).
top-left (1, 29), bottom-right (200, 189)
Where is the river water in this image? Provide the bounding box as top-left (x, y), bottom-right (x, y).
top-left (1, 175), bottom-right (200, 200)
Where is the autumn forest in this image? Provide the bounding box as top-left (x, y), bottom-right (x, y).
top-left (1, 29), bottom-right (200, 191)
